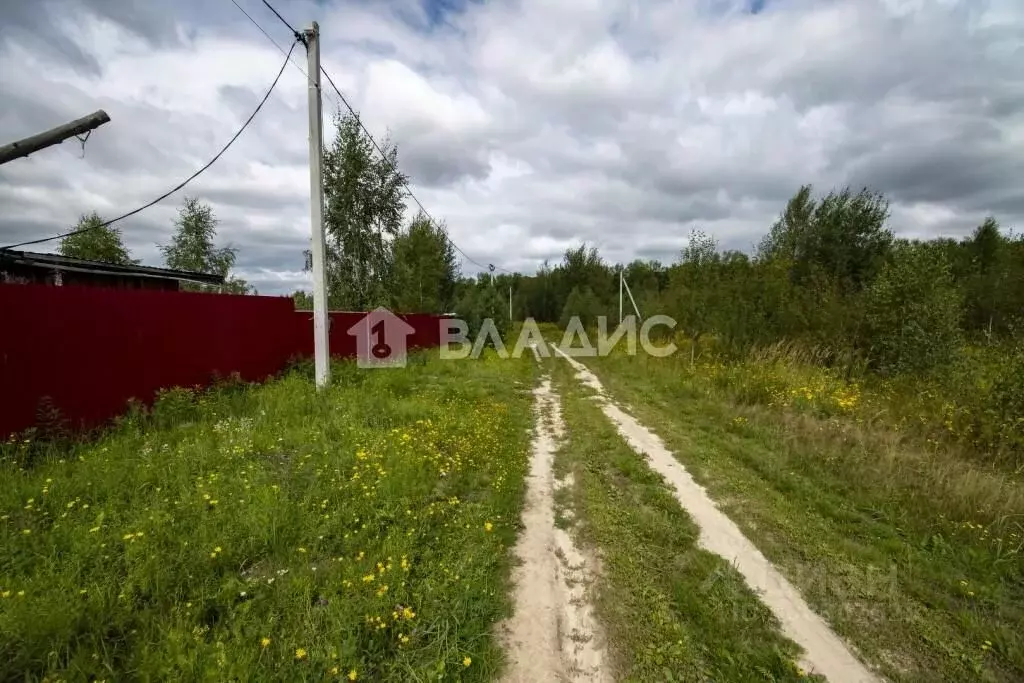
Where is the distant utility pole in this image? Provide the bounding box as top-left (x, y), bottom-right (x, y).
top-left (0, 110), bottom-right (111, 165)
top-left (623, 273), bottom-right (642, 322)
top-left (509, 285), bottom-right (513, 322)
top-left (618, 268), bottom-right (624, 325)
top-left (305, 22), bottom-right (330, 389)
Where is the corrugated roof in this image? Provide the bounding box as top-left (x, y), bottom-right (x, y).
top-left (0, 250), bottom-right (225, 286)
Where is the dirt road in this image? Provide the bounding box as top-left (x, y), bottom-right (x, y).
top-left (499, 377), bottom-right (611, 683)
top-left (552, 346), bottom-right (877, 683)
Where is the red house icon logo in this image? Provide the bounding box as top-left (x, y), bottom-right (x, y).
top-left (347, 307), bottom-right (416, 368)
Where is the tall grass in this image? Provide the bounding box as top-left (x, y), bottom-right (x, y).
top-left (0, 351), bottom-right (534, 681)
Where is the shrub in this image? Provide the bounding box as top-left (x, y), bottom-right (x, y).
top-left (863, 243), bottom-right (963, 375)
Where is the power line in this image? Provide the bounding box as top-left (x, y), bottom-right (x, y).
top-left (260, 0), bottom-right (305, 45)
top-left (228, 0), bottom-right (344, 114)
top-left (1, 40), bottom-right (299, 252)
top-left (317, 66), bottom-right (514, 275)
top-left (254, 0), bottom-right (512, 275)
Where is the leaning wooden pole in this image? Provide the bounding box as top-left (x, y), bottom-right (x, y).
top-left (0, 110), bottom-right (111, 165)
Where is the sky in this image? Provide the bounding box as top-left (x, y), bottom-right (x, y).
top-left (1, 0), bottom-right (1023, 295)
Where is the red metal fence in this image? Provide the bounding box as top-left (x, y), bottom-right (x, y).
top-left (0, 284), bottom-right (445, 438)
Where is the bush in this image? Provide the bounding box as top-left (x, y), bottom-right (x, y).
top-left (863, 243), bottom-right (963, 375)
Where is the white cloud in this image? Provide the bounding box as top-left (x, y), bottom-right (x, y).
top-left (1, 0), bottom-right (1023, 294)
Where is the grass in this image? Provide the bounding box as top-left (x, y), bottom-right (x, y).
top-left (547, 356), bottom-right (815, 682)
top-left (0, 350), bottom-right (536, 681)
top-left (576, 349), bottom-right (1024, 682)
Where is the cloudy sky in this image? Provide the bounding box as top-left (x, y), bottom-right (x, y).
top-left (1, 0), bottom-right (1022, 294)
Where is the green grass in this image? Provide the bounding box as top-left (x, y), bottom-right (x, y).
top-left (0, 350), bottom-right (536, 681)
top-left (547, 357), bottom-right (815, 682)
top-left (577, 350), bottom-right (1024, 682)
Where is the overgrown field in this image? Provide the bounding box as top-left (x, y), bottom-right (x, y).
top-left (664, 336), bottom-right (1024, 470)
top-left (0, 352), bottom-right (535, 681)
top-left (580, 348), bottom-right (1024, 682)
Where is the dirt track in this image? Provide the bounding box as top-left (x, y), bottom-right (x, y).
top-left (498, 377), bottom-right (611, 683)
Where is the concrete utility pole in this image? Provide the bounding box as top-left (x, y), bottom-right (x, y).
top-left (509, 285), bottom-right (513, 322)
top-left (305, 22), bottom-right (330, 389)
top-left (0, 110), bottom-right (111, 165)
top-left (623, 274), bottom-right (642, 321)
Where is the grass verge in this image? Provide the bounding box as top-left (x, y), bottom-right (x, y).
top-left (0, 350), bottom-right (535, 681)
top-left (548, 358), bottom-right (815, 682)
top-left (579, 350), bottom-right (1024, 683)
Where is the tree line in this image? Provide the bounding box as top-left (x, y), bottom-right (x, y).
top-left (51, 107), bottom-right (1024, 379)
top-left (57, 197), bottom-right (251, 294)
top-left (489, 186), bottom-right (1024, 377)
top-left (292, 109), bottom-right (1024, 378)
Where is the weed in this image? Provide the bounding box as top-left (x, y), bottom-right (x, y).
top-left (0, 350), bottom-right (535, 681)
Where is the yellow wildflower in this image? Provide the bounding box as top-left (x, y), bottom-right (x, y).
top-left (484, 521), bottom-right (493, 532)
top-left (463, 656), bottom-right (472, 667)
top-left (261, 637), bottom-right (271, 648)
top-left (348, 670), bottom-right (358, 681)
top-left (295, 648), bottom-right (307, 660)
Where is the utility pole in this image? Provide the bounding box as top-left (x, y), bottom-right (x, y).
top-left (623, 275), bottom-right (642, 321)
top-left (0, 110), bottom-right (111, 165)
top-left (305, 22), bottom-right (330, 389)
top-left (618, 268), bottom-right (623, 325)
top-left (509, 286), bottom-right (513, 322)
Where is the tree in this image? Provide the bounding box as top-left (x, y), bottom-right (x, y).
top-left (668, 230), bottom-right (721, 363)
top-left (292, 290), bottom-right (313, 310)
top-left (454, 275), bottom-right (509, 338)
top-left (960, 217), bottom-right (1014, 337)
top-left (862, 242), bottom-right (963, 375)
top-left (59, 212), bottom-right (136, 265)
top-left (760, 185), bottom-right (893, 294)
top-left (558, 285), bottom-right (605, 329)
top-left (391, 213), bottom-right (459, 313)
top-left (319, 109), bottom-right (408, 310)
top-left (161, 197), bottom-right (251, 294)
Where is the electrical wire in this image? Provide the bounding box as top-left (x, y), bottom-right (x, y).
top-left (255, 0), bottom-right (513, 275)
top-left (318, 66), bottom-right (514, 275)
top-left (261, 0), bottom-right (306, 45)
top-left (228, 0), bottom-right (345, 115)
top-left (1, 40), bottom-right (299, 252)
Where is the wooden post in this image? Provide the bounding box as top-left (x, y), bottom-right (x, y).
top-left (0, 110), bottom-right (111, 165)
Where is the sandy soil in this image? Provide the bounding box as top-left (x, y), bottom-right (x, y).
top-left (553, 347), bottom-right (878, 683)
top-left (498, 377), bottom-right (611, 683)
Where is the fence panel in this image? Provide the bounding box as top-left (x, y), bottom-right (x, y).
top-left (0, 285), bottom-right (444, 437)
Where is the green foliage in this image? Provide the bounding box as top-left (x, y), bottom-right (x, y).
top-left (863, 242), bottom-right (963, 375)
top-left (759, 184), bottom-right (893, 293)
top-left (59, 212), bottom-right (136, 265)
top-left (391, 213), bottom-right (458, 314)
top-left (0, 352), bottom-right (534, 680)
top-left (558, 286), bottom-right (605, 329)
top-left (320, 109), bottom-right (408, 310)
top-left (291, 290), bottom-right (313, 310)
top-left (161, 198), bottom-right (251, 294)
top-left (454, 278), bottom-right (509, 338)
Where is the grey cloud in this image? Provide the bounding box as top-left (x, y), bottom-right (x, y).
top-left (400, 141), bottom-right (491, 186)
top-left (4, 0), bottom-right (1024, 296)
